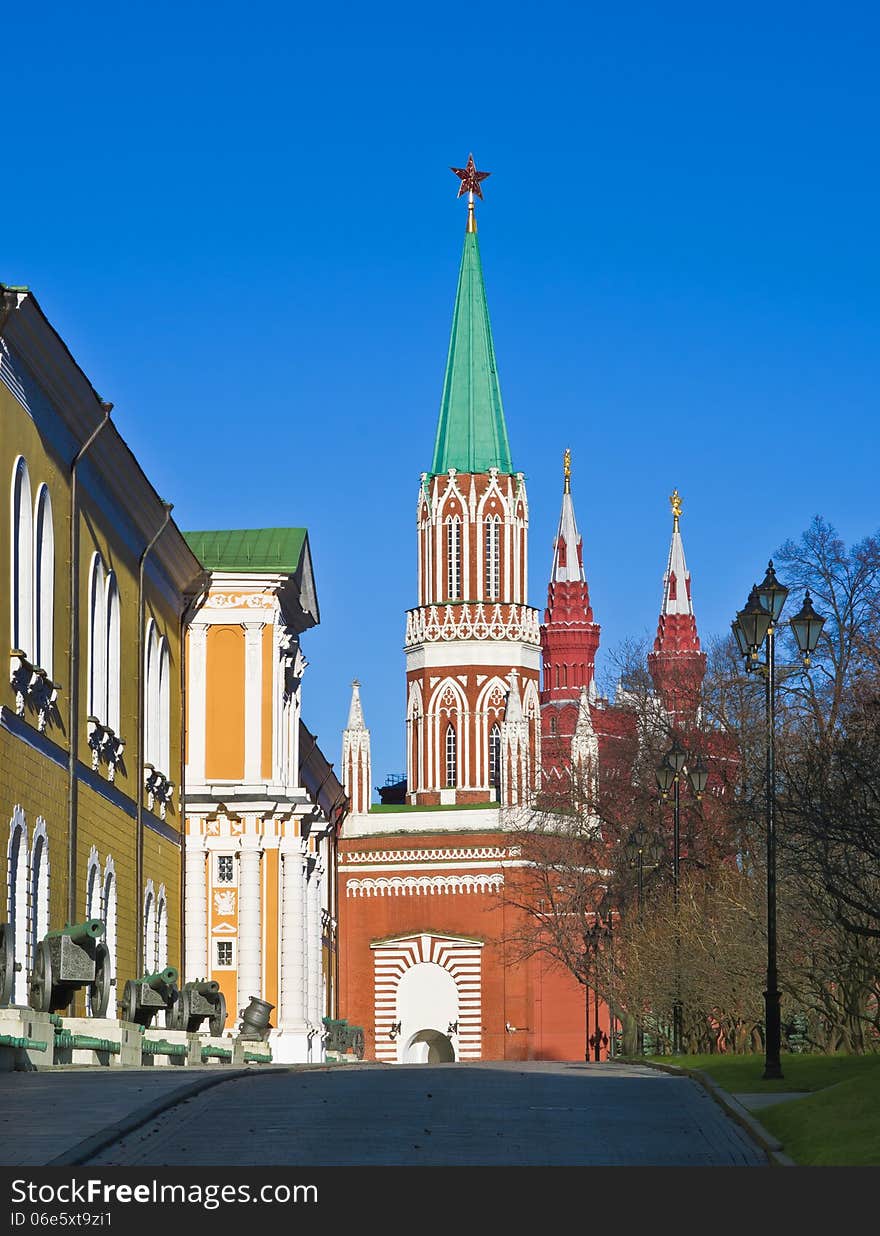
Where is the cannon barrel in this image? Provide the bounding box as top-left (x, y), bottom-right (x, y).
top-left (141, 966), bottom-right (179, 992)
top-left (184, 979), bottom-right (220, 997)
top-left (47, 919), bottom-right (105, 946)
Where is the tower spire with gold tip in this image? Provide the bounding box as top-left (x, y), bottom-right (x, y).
top-left (431, 155), bottom-right (511, 475)
top-left (451, 152), bottom-right (491, 233)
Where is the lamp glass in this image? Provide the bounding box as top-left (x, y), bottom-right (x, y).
top-left (790, 590), bottom-right (825, 654)
top-left (757, 560), bottom-right (789, 623)
top-left (731, 618), bottom-right (750, 657)
top-left (667, 739), bottom-right (687, 773)
top-left (688, 756), bottom-right (709, 796)
top-left (737, 587), bottom-right (772, 650)
top-left (655, 760), bottom-right (675, 792)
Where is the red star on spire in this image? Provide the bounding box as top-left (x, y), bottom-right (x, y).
top-left (451, 153), bottom-right (491, 199)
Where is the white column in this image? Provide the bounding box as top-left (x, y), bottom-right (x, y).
top-left (187, 624), bottom-right (208, 785)
top-left (277, 837), bottom-right (308, 1041)
top-left (243, 622), bottom-right (263, 784)
top-left (184, 832), bottom-right (208, 979)
top-left (307, 857), bottom-right (323, 1031)
top-left (237, 832), bottom-right (262, 1007)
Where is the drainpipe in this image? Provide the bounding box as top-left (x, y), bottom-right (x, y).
top-left (67, 403), bottom-right (112, 924)
top-left (178, 580), bottom-right (208, 979)
top-left (136, 503), bottom-right (172, 972)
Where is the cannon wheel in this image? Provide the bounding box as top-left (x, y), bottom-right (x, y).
top-left (0, 923), bottom-right (14, 1007)
top-left (28, 939), bottom-right (53, 1013)
top-left (208, 991), bottom-right (227, 1037)
top-left (88, 943), bottom-right (111, 1018)
top-left (121, 978), bottom-right (141, 1026)
top-left (175, 986), bottom-right (200, 1032)
top-left (163, 985), bottom-right (182, 1031)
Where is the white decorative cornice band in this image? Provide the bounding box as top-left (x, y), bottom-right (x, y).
top-left (405, 602), bottom-right (541, 647)
top-left (345, 845), bottom-right (519, 864)
top-left (206, 593), bottom-right (278, 611)
top-left (346, 873), bottom-right (504, 898)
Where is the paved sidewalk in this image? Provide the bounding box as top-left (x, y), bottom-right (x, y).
top-left (86, 1061), bottom-right (768, 1166)
top-left (0, 1068), bottom-right (245, 1166)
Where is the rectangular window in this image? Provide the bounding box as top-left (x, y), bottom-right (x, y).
top-left (485, 518), bottom-right (500, 600)
top-left (215, 939), bottom-right (235, 968)
top-left (215, 854), bottom-right (235, 884)
top-left (447, 520), bottom-right (461, 600)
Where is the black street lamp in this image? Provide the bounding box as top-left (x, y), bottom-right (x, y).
top-left (731, 560), bottom-right (825, 1080)
top-left (624, 825), bottom-right (664, 1054)
top-left (655, 741), bottom-right (707, 1055)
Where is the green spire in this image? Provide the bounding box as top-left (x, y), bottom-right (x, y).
top-left (430, 227), bottom-right (513, 475)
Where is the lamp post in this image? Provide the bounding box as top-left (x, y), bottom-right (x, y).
top-left (655, 742), bottom-right (708, 1055)
top-left (732, 561), bottom-right (825, 1080)
top-left (586, 907), bottom-right (614, 1062)
top-left (624, 825), bottom-right (664, 1054)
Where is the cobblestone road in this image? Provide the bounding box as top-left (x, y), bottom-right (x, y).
top-left (85, 1061), bottom-right (767, 1166)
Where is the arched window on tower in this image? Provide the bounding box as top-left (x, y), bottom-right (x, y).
top-left (488, 723), bottom-right (501, 791)
top-left (34, 485), bottom-right (54, 676)
top-left (550, 715), bottom-right (557, 736)
top-left (446, 516), bottom-right (461, 601)
top-left (445, 724), bottom-right (457, 788)
top-left (485, 515), bottom-right (500, 600)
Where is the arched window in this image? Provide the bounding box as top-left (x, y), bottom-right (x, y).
top-left (11, 458), bottom-right (33, 658)
top-left (445, 724), bottom-right (457, 788)
top-left (88, 554), bottom-right (107, 720)
top-left (7, 806), bottom-right (28, 1004)
top-left (144, 619), bottom-right (157, 765)
top-left (485, 515), bottom-right (500, 600)
top-left (29, 820), bottom-right (50, 972)
top-left (488, 723), bottom-right (501, 790)
top-left (550, 715), bottom-right (557, 736)
top-left (157, 636), bottom-right (170, 774)
top-left (143, 881), bottom-right (156, 972)
top-left (86, 847), bottom-right (101, 920)
top-left (105, 573), bottom-right (120, 733)
top-left (446, 517), bottom-right (461, 601)
top-left (103, 859), bottom-right (117, 986)
top-left (33, 486), bottom-right (54, 676)
top-left (85, 847), bottom-right (101, 1015)
top-left (156, 885), bottom-right (168, 971)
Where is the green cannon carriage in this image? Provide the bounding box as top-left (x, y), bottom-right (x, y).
top-left (166, 979), bottom-right (227, 1035)
top-left (29, 919), bottom-right (111, 1016)
top-left (120, 966), bottom-right (179, 1028)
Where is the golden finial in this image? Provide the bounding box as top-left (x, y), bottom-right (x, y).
top-left (670, 488), bottom-right (682, 531)
top-left (563, 448), bottom-right (571, 493)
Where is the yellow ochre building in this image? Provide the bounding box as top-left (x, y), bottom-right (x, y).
top-left (0, 284), bottom-right (203, 1015)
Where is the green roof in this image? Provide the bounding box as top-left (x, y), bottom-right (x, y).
top-left (430, 229), bottom-right (513, 475)
top-left (183, 528), bottom-right (307, 574)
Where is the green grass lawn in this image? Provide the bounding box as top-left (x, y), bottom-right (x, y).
top-left (648, 1053), bottom-right (880, 1165)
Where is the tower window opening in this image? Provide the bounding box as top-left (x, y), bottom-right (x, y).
top-left (485, 515), bottom-right (500, 600)
top-left (445, 724), bottom-right (457, 788)
top-left (489, 723), bottom-right (501, 789)
top-left (447, 517), bottom-right (461, 600)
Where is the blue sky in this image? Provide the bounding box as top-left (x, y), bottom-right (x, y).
top-left (5, 3), bottom-right (879, 791)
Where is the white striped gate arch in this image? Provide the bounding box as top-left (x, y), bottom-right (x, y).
top-left (371, 933), bottom-right (484, 1063)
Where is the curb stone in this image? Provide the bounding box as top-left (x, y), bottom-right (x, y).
top-left (46, 1066), bottom-right (291, 1167)
top-left (622, 1057), bottom-right (796, 1166)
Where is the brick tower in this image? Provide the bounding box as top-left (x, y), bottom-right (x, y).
top-left (647, 490), bottom-right (707, 724)
top-left (338, 159), bottom-right (588, 1064)
top-left (539, 453), bottom-right (635, 797)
